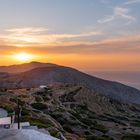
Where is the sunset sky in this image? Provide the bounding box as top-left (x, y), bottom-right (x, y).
top-left (0, 0), bottom-right (140, 88)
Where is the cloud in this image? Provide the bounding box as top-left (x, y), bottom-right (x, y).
top-left (61, 34), bottom-right (140, 53)
top-left (0, 27), bottom-right (102, 47)
top-left (0, 32), bottom-right (140, 56)
top-left (14, 33), bottom-right (139, 54)
top-left (6, 27), bottom-right (48, 35)
top-left (47, 32), bottom-right (101, 39)
top-left (0, 27), bottom-right (140, 55)
top-left (98, 6), bottom-right (136, 24)
top-left (124, 0), bottom-right (140, 5)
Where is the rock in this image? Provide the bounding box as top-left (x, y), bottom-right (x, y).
top-left (0, 108), bottom-right (8, 118)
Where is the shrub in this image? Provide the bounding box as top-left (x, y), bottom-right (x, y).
top-left (1, 105), bottom-right (14, 113)
top-left (86, 135), bottom-right (113, 140)
top-left (21, 108), bottom-right (30, 116)
top-left (63, 124), bottom-right (73, 133)
top-left (21, 116), bottom-right (54, 128)
top-left (121, 134), bottom-right (140, 140)
top-left (35, 96), bottom-right (42, 102)
top-left (31, 103), bottom-right (47, 110)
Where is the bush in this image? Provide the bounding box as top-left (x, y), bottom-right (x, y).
top-left (9, 98), bottom-right (17, 103)
top-left (21, 116), bottom-right (54, 128)
top-left (35, 96), bottom-right (42, 102)
top-left (86, 135), bottom-right (113, 140)
top-left (121, 134), bottom-right (140, 140)
top-left (21, 108), bottom-right (30, 116)
top-left (63, 124), bottom-right (73, 133)
top-left (1, 105), bottom-right (14, 113)
top-left (31, 103), bottom-right (47, 110)
top-left (90, 124), bottom-right (108, 133)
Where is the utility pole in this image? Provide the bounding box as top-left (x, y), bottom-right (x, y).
top-left (17, 99), bottom-right (21, 129)
top-left (15, 81), bottom-right (22, 129)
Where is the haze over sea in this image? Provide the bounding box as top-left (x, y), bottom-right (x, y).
top-left (87, 71), bottom-right (140, 90)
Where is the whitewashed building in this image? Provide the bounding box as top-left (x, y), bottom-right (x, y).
top-left (12, 122), bottom-right (30, 129)
top-left (39, 85), bottom-right (48, 89)
top-left (0, 117), bottom-right (11, 129)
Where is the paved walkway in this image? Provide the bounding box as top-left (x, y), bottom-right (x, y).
top-left (0, 129), bottom-right (59, 140)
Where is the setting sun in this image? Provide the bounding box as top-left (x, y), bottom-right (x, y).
top-left (14, 52), bottom-right (33, 62)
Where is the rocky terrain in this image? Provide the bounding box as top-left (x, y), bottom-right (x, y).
top-left (0, 85), bottom-right (140, 140)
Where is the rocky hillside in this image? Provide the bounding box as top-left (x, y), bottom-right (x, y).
top-left (1, 85), bottom-right (140, 140)
top-left (0, 62), bottom-right (140, 105)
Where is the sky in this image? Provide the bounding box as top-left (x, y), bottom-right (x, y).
top-left (0, 0), bottom-right (140, 88)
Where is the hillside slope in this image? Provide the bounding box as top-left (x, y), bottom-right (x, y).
top-left (0, 64), bottom-right (140, 105)
top-left (1, 85), bottom-right (140, 140)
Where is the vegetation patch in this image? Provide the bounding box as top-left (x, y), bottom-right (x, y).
top-left (121, 133), bottom-right (140, 140)
top-left (35, 96), bottom-right (43, 102)
top-left (86, 135), bottom-right (113, 140)
top-left (31, 102), bottom-right (47, 110)
top-left (0, 105), bottom-right (14, 114)
top-left (21, 107), bottom-right (30, 116)
top-left (21, 116), bottom-right (54, 128)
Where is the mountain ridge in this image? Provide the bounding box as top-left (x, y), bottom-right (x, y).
top-left (0, 61), bottom-right (58, 73)
top-left (0, 62), bottom-right (140, 105)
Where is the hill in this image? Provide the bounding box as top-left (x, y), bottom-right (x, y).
top-left (0, 61), bottom-right (57, 73)
top-left (0, 62), bottom-right (140, 104)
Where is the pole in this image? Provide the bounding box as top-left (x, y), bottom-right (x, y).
top-left (17, 99), bottom-right (20, 129)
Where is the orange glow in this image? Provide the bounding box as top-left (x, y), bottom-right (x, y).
top-left (12, 52), bottom-right (34, 62)
top-left (0, 45), bottom-right (139, 72)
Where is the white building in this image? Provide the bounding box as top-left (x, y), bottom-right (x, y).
top-left (39, 85), bottom-right (48, 89)
top-left (0, 117), bottom-right (11, 129)
top-left (12, 122), bottom-right (30, 129)
top-left (0, 117), bottom-right (30, 129)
